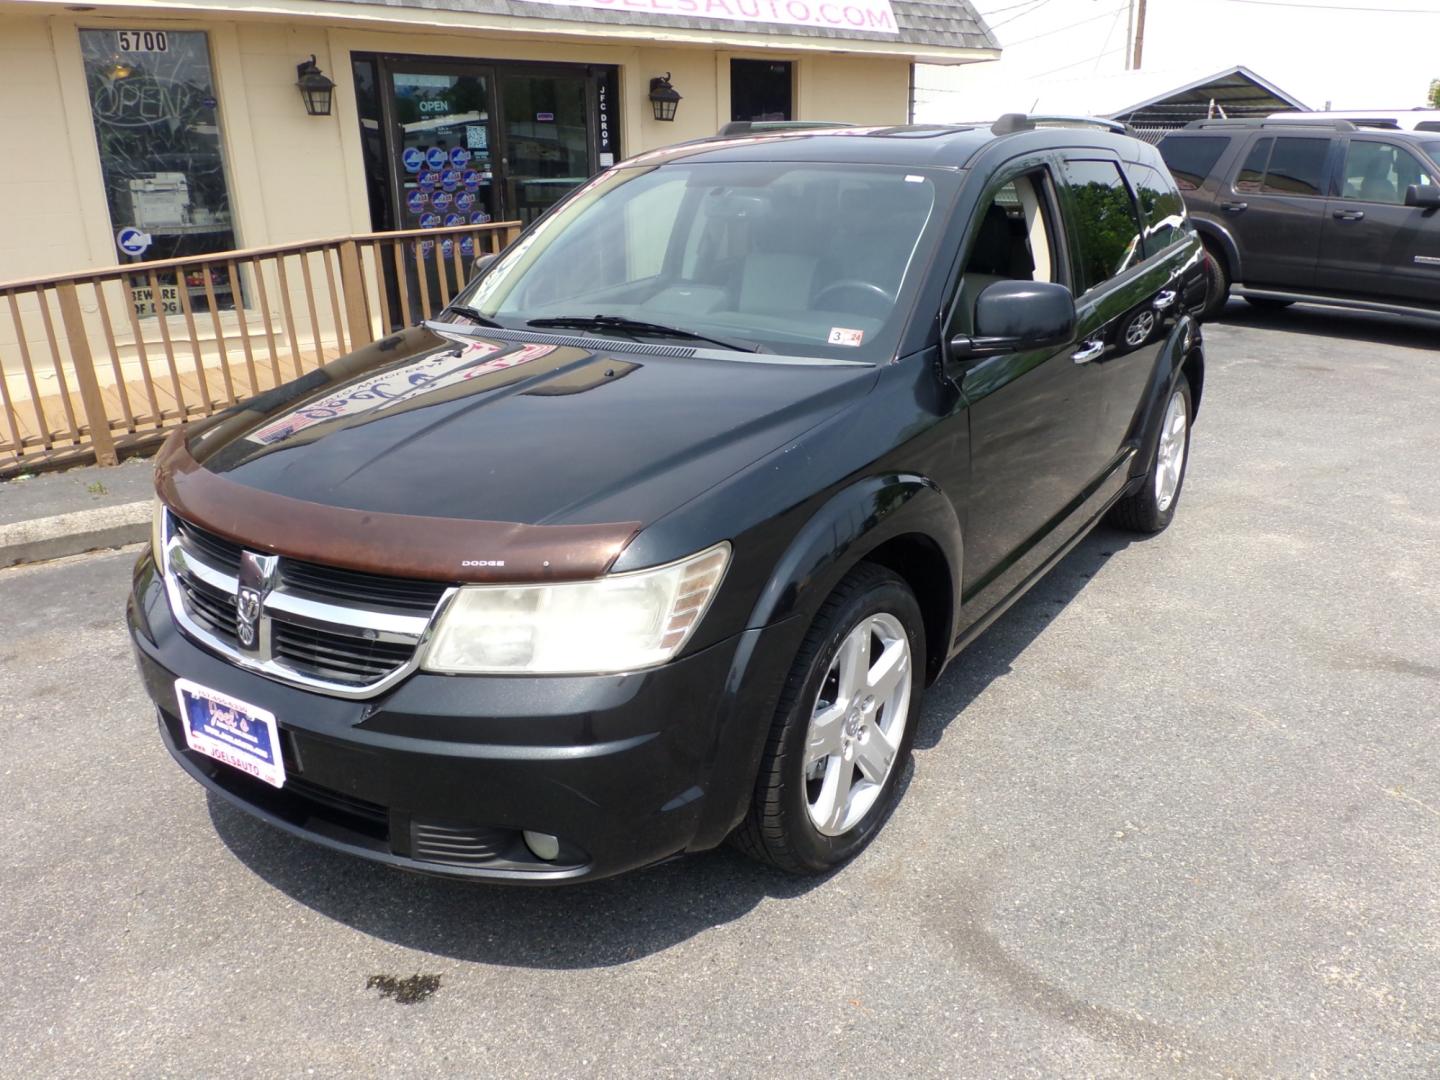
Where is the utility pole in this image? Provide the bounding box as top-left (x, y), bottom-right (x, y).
top-left (1131, 0), bottom-right (1148, 69)
top-left (1125, 0), bottom-right (1135, 69)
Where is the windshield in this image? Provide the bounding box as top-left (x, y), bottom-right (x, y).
top-left (451, 160), bottom-right (944, 362)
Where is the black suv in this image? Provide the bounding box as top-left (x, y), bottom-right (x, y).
top-left (1159, 118), bottom-right (1440, 320)
top-left (129, 116), bottom-right (1207, 884)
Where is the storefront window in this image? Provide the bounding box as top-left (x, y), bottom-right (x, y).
top-left (80, 29), bottom-right (236, 315)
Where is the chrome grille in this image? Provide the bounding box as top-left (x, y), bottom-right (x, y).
top-left (179, 574), bottom-right (239, 638)
top-left (159, 510), bottom-right (453, 699)
top-left (279, 560), bottom-right (447, 613)
top-left (173, 516), bottom-right (243, 572)
top-left (272, 622), bottom-right (416, 683)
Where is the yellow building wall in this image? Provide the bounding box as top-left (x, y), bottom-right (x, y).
top-left (232, 22), bottom-right (356, 244)
top-left (797, 54), bottom-right (912, 126)
top-left (0, 15), bottom-right (99, 281)
top-left (0, 9), bottom-right (915, 286)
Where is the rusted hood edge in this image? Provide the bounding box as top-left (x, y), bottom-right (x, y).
top-left (153, 431), bottom-right (640, 584)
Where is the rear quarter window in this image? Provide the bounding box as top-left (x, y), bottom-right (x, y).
top-left (1130, 164), bottom-right (1187, 257)
top-left (1060, 159), bottom-right (1144, 293)
top-left (1157, 135), bottom-right (1229, 191)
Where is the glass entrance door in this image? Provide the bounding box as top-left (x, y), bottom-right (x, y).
top-left (499, 72), bottom-right (592, 224)
top-left (359, 56), bottom-right (610, 328)
top-left (388, 68), bottom-right (499, 232)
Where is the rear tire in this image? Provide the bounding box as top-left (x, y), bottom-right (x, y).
top-left (1109, 378), bottom-right (1193, 535)
top-left (1244, 296), bottom-right (1295, 310)
top-left (731, 564), bottom-right (925, 874)
top-left (1199, 246), bottom-right (1230, 321)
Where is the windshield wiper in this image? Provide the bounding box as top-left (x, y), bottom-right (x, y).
top-left (526, 314), bottom-right (761, 353)
top-left (445, 305), bottom-right (506, 328)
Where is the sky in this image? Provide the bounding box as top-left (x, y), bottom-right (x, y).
top-left (914, 0), bottom-right (1440, 120)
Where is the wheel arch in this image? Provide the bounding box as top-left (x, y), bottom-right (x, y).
top-left (1131, 318), bottom-right (1203, 480)
top-left (859, 532), bottom-right (954, 684)
top-left (1182, 345), bottom-right (1205, 419)
top-left (692, 475), bottom-right (963, 851)
top-left (746, 473), bottom-right (962, 685)
top-left (1193, 217), bottom-right (1242, 282)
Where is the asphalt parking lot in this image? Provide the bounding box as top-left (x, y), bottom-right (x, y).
top-left (2, 303), bottom-right (1438, 1078)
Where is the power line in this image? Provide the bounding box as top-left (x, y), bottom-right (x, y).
top-left (1031, 45), bottom-right (1127, 79)
top-left (1216, 0), bottom-right (1437, 10)
top-left (1094, 4), bottom-right (1128, 73)
top-left (976, 0), bottom-right (1057, 17)
top-left (981, 0), bottom-right (1053, 26)
top-left (1002, 6), bottom-right (1129, 47)
top-left (987, 0), bottom-right (1063, 32)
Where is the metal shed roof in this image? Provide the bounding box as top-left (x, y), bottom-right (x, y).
top-left (1105, 66), bottom-right (1310, 123)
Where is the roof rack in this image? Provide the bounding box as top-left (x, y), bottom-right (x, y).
top-left (716, 120), bottom-right (855, 136)
top-left (991, 113), bottom-right (1128, 135)
top-left (1183, 118), bottom-right (1359, 131)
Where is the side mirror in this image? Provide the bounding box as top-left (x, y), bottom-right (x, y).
top-left (1405, 184), bottom-right (1440, 209)
top-left (948, 280), bottom-right (1077, 360)
top-left (469, 253), bottom-right (499, 281)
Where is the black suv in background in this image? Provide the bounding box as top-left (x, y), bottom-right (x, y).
top-left (1159, 118), bottom-right (1440, 321)
top-left (130, 117), bottom-right (1207, 884)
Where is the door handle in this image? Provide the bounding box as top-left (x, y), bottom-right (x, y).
top-left (1220, 201), bottom-right (1248, 213)
top-left (1333, 209), bottom-right (1365, 221)
top-left (1072, 339), bottom-right (1105, 364)
top-left (1153, 289), bottom-right (1178, 311)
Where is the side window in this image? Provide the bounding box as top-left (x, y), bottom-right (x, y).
top-left (1234, 137), bottom-right (1273, 193)
top-left (1341, 141), bottom-right (1439, 204)
top-left (1261, 137), bottom-right (1331, 196)
top-left (1157, 135), bottom-right (1229, 191)
top-left (1060, 159), bottom-right (1144, 294)
top-left (1131, 164), bottom-right (1187, 257)
top-left (953, 171), bottom-right (1060, 333)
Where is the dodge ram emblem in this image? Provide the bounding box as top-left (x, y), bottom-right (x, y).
top-left (235, 550), bottom-right (279, 653)
top-left (235, 587), bottom-right (262, 647)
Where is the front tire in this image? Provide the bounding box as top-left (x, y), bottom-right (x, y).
top-left (732, 564), bottom-right (926, 874)
top-left (1109, 378), bottom-right (1193, 535)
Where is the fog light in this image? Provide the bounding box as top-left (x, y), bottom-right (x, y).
top-left (523, 830), bottom-right (560, 862)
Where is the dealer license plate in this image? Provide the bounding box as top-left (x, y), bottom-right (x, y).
top-left (174, 678), bottom-right (286, 788)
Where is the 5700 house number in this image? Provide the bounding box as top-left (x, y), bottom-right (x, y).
top-left (116, 30), bottom-right (169, 52)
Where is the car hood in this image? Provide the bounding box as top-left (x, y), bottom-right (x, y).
top-left (189, 325), bottom-right (876, 532)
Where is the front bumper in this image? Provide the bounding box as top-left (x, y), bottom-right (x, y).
top-left (128, 554), bottom-right (800, 884)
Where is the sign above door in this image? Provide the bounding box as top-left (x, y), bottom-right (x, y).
top-left (511, 0), bottom-right (898, 34)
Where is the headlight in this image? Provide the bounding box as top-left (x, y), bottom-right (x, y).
top-left (422, 542), bottom-right (730, 675)
top-left (151, 498), bottom-right (167, 572)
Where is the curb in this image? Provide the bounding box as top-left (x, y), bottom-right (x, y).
top-left (0, 500), bottom-right (151, 568)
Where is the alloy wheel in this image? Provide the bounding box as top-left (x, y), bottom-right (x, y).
top-left (1154, 388), bottom-right (1188, 512)
top-left (803, 613), bottom-right (912, 836)
top-left (1124, 311), bottom-right (1156, 347)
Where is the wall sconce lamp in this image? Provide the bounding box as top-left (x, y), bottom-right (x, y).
top-left (296, 55), bottom-right (336, 117)
top-left (648, 73), bottom-right (682, 122)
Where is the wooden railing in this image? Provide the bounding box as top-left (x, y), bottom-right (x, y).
top-left (0, 220), bottom-right (521, 477)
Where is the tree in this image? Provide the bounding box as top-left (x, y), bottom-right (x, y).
top-left (1430, 79), bottom-right (1440, 109)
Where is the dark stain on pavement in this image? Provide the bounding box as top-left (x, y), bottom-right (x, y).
top-left (367, 973), bottom-right (442, 1004)
top-left (1334, 655), bottom-right (1440, 682)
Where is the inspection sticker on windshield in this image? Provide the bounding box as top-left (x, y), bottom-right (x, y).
top-left (828, 327), bottom-right (865, 347)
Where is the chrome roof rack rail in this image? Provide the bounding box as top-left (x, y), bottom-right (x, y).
top-left (991, 113), bottom-right (1128, 135)
top-left (716, 120), bottom-right (855, 136)
top-left (1183, 117), bottom-right (1360, 131)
